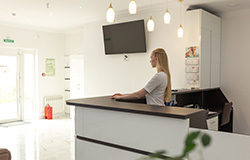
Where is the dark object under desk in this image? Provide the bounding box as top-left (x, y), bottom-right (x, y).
top-left (172, 87), bottom-right (233, 132)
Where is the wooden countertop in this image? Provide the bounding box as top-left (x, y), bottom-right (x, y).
top-left (66, 96), bottom-right (206, 120)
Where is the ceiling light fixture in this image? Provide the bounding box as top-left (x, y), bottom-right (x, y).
top-left (177, 0), bottom-right (184, 38)
top-left (147, 0), bottom-right (155, 32)
top-left (164, 0), bottom-right (171, 24)
top-left (129, 0), bottom-right (137, 14)
top-left (106, 3), bottom-right (115, 22)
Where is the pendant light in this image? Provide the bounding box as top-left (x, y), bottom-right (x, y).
top-left (147, 0), bottom-right (155, 32)
top-left (164, 10), bottom-right (171, 24)
top-left (147, 16), bottom-right (155, 32)
top-left (129, 0), bottom-right (137, 14)
top-left (177, 24), bottom-right (184, 37)
top-left (177, 0), bottom-right (184, 38)
top-left (164, 0), bottom-right (171, 24)
top-left (106, 3), bottom-right (115, 22)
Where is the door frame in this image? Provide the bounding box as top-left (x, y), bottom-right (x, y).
top-left (0, 51), bottom-right (21, 123)
top-left (20, 49), bottom-right (37, 120)
top-left (0, 47), bottom-right (38, 123)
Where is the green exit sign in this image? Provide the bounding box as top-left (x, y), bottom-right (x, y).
top-left (4, 39), bottom-right (14, 43)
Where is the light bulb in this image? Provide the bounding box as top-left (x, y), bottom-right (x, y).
top-left (177, 24), bottom-right (184, 38)
top-left (164, 9), bottom-right (171, 24)
top-left (106, 3), bottom-right (115, 22)
top-left (129, 0), bottom-right (137, 14)
top-left (147, 16), bottom-right (155, 32)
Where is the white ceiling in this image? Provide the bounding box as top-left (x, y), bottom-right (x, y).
top-left (1, 0), bottom-right (250, 32)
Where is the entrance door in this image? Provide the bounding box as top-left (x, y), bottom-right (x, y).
top-left (23, 52), bottom-right (36, 120)
top-left (0, 53), bottom-right (21, 123)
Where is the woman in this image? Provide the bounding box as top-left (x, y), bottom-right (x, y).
top-left (112, 48), bottom-right (172, 106)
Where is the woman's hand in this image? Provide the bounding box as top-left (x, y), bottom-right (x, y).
top-left (110, 89), bottom-right (147, 100)
top-left (112, 95), bottom-right (123, 100)
top-left (110, 93), bottom-right (123, 99)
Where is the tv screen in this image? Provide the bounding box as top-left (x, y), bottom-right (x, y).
top-left (103, 20), bottom-right (147, 55)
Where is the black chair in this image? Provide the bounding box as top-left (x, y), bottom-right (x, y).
top-left (220, 102), bottom-right (233, 127)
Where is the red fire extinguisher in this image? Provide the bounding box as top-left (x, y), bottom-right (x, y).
top-left (45, 104), bottom-right (53, 120)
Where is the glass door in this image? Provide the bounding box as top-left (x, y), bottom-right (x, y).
top-left (0, 53), bottom-right (21, 123)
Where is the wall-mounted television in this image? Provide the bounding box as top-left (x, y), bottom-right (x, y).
top-left (102, 19), bottom-right (147, 55)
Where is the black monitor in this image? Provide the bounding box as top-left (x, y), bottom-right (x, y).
top-left (102, 19), bottom-right (147, 55)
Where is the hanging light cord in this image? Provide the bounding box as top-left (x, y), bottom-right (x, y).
top-left (150, 0), bottom-right (152, 13)
top-left (180, 2), bottom-right (182, 23)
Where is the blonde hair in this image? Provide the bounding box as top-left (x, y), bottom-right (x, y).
top-left (152, 48), bottom-right (172, 102)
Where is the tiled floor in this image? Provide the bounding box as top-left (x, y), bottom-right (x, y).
top-left (0, 116), bottom-right (74, 160)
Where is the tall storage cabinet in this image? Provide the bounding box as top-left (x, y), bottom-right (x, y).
top-left (185, 9), bottom-right (221, 89)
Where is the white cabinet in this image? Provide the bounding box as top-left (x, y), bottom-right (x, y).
top-left (186, 9), bottom-right (221, 89)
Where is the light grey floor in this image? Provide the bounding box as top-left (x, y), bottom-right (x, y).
top-left (0, 116), bottom-right (74, 160)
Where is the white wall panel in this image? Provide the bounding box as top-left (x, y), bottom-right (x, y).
top-left (200, 28), bottom-right (211, 88)
top-left (211, 33), bottom-right (220, 87)
top-left (190, 128), bottom-right (250, 160)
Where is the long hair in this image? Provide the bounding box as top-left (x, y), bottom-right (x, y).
top-left (152, 48), bottom-right (172, 102)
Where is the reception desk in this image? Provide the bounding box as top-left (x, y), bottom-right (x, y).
top-left (172, 87), bottom-right (232, 132)
top-left (66, 96), bottom-right (207, 160)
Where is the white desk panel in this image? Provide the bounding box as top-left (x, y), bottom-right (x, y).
top-left (189, 128), bottom-right (250, 160)
top-left (76, 107), bottom-right (190, 157)
top-left (76, 138), bottom-right (145, 160)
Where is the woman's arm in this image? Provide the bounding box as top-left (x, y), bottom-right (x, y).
top-left (112, 88), bottom-right (147, 100)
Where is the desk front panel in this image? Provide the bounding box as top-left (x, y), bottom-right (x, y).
top-left (75, 106), bottom-right (190, 157)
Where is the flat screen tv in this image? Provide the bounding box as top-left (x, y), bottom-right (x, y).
top-left (102, 20), bottom-right (147, 55)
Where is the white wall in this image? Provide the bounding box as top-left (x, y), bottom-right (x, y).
top-left (0, 26), bottom-right (65, 118)
top-left (82, 7), bottom-right (187, 98)
top-left (65, 7), bottom-right (250, 137)
top-left (221, 10), bottom-right (250, 135)
top-left (65, 29), bottom-right (84, 55)
top-left (49, 6), bottom-right (250, 137)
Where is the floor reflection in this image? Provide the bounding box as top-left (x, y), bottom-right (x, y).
top-left (0, 116), bottom-right (74, 160)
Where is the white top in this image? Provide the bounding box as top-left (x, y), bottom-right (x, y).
top-left (144, 72), bottom-right (168, 106)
